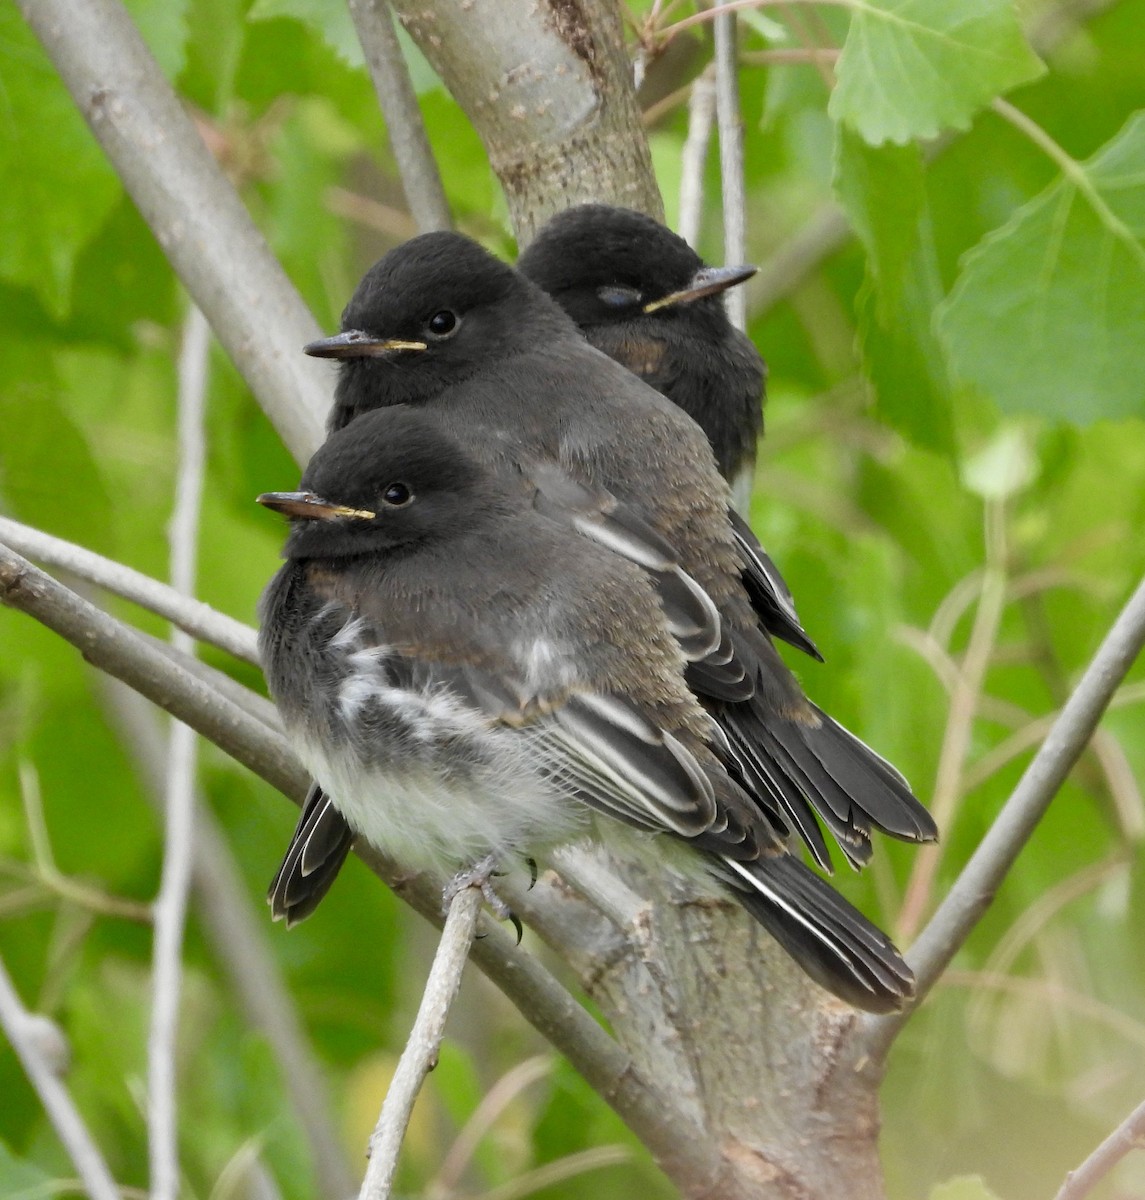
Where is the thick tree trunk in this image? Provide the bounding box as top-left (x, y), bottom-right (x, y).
top-left (391, 0), bottom-right (662, 242)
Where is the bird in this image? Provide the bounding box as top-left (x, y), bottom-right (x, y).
top-left (303, 231), bottom-right (935, 888)
top-left (258, 405), bottom-right (915, 1012)
top-left (519, 203), bottom-right (820, 661)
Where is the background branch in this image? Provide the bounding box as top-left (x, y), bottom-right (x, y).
top-left (862, 571), bottom-right (1145, 1062)
top-left (0, 517), bottom-right (260, 666)
top-left (17, 0), bottom-right (328, 462)
top-left (348, 0), bottom-right (451, 232)
top-left (101, 680), bottom-right (357, 1200)
top-left (1054, 1094), bottom-right (1145, 1200)
top-left (0, 958), bottom-right (122, 1200)
top-left (147, 304), bottom-right (209, 1200)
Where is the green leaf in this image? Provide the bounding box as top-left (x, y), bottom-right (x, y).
top-left (834, 125), bottom-right (926, 317)
top-left (938, 111), bottom-right (1145, 422)
top-left (0, 7), bottom-right (120, 316)
top-left (830, 0), bottom-right (1045, 144)
top-left (0, 1141), bottom-right (56, 1198)
top-left (930, 1175), bottom-right (1005, 1200)
top-left (125, 0), bottom-right (192, 78)
top-left (248, 0), bottom-right (363, 68)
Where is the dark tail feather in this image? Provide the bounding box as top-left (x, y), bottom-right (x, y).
top-left (729, 511), bottom-right (823, 661)
top-left (268, 783), bottom-right (355, 927)
top-left (795, 706), bottom-right (938, 843)
top-left (714, 851), bottom-right (914, 1013)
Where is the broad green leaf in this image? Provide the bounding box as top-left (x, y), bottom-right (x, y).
top-left (856, 206), bottom-right (957, 453)
top-left (938, 111), bottom-right (1145, 422)
top-left (830, 0), bottom-right (1045, 144)
top-left (248, 0), bottom-right (363, 68)
top-left (0, 8), bottom-right (120, 316)
top-left (834, 125), bottom-right (925, 316)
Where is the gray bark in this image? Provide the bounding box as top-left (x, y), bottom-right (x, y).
top-left (390, 0), bottom-right (662, 242)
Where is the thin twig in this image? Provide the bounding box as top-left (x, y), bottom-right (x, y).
top-left (16, 762), bottom-right (152, 924)
top-left (16, 0), bottom-right (328, 463)
top-left (359, 883), bottom-right (484, 1200)
top-left (473, 1145), bottom-right (634, 1200)
top-left (347, 0), bottom-right (451, 232)
top-left (0, 956), bottom-right (122, 1200)
top-left (714, 10), bottom-right (747, 332)
top-left (147, 305), bottom-right (209, 1200)
top-left (101, 681), bottom-right (357, 1200)
top-left (1055, 1095), bottom-right (1145, 1200)
top-left (0, 517), bottom-right (260, 666)
top-left (940, 970), bottom-right (1145, 1052)
top-left (427, 1055), bottom-right (555, 1197)
top-left (0, 546), bottom-right (304, 799)
top-left (898, 503), bottom-right (1009, 940)
top-left (862, 571), bottom-right (1145, 1061)
top-left (678, 69), bottom-right (715, 248)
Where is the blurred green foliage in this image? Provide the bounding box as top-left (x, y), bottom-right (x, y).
top-left (1, 0), bottom-right (1144, 1197)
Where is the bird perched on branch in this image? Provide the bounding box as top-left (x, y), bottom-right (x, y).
top-left (278, 230), bottom-right (935, 1006)
top-left (259, 406), bottom-right (915, 1011)
top-left (519, 203), bottom-right (819, 661)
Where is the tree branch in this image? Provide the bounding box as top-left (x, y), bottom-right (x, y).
top-left (678, 68), bottom-right (715, 248)
top-left (1054, 1094), bottom-right (1145, 1200)
top-left (862, 571), bottom-right (1145, 1062)
top-left (0, 516), bottom-right (260, 666)
top-left (16, 0), bottom-right (328, 463)
top-left (389, 0), bottom-right (662, 240)
top-left (714, 11), bottom-right (746, 332)
top-left (0, 958), bottom-right (122, 1200)
top-left (101, 680), bottom-right (357, 1200)
top-left (147, 304), bottom-right (209, 1200)
top-left (359, 883), bottom-right (483, 1200)
top-left (0, 545), bottom-right (303, 799)
top-left (348, 0), bottom-right (451, 232)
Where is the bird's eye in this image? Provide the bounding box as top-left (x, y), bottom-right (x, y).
top-left (381, 483), bottom-right (413, 507)
top-left (426, 310), bottom-right (460, 338)
top-left (596, 285), bottom-right (642, 309)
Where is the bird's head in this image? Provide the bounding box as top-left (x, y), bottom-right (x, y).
top-left (518, 204), bottom-right (756, 330)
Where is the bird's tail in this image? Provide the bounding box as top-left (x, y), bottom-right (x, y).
top-left (712, 850), bottom-right (914, 1013)
top-left (268, 783), bottom-right (355, 926)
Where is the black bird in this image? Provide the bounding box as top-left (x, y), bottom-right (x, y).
top-left (519, 204), bottom-right (762, 492)
top-left (258, 406), bottom-right (915, 1011)
top-left (519, 203), bottom-right (819, 662)
top-left (304, 232), bottom-right (935, 882)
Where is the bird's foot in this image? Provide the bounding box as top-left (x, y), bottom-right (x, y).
top-left (442, 855), bottom-right (524, 944)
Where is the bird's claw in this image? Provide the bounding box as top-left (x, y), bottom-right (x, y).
top-left (443, 855), bottom-right (523, 943)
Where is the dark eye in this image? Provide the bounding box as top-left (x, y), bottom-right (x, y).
top-left (426, 310), bottom-right (459, 338)
top-left (596, 285), bottom-right (642, 309)
top-left (382, 482), bottom-right (413, 507)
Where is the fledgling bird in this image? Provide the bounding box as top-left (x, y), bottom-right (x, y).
top-left (518, 204), bottom-right (762, 492)
top-left (258, 406), bottom-right (915, 1012)
top-left (519, 203), bottom-right (819, 661)
top-left (304, 231), bottom-right (935, 885)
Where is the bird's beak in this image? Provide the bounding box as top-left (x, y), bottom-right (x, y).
top-left (303, 330), bottom-right (428, 359)
top-left (642, 264), bottom-right (758, 313)
top-left (257, 492), bottom-right (376, 521)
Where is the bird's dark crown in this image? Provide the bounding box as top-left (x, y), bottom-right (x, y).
top-left (325, 232), bottom-right (573, 423)
top-left (518, 204), bottom-right (712, 327)
top-left (274, 407), bottom-right (505, 561)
